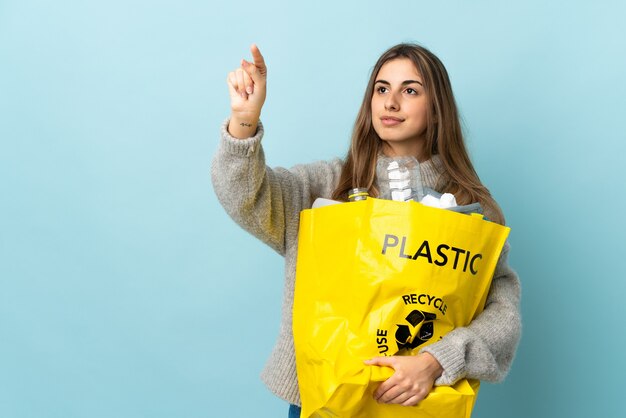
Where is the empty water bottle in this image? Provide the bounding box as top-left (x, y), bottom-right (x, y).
top-left (348, 188), bottom-right (369, 202)
top-left (376, 155), bottom-right (424, 202)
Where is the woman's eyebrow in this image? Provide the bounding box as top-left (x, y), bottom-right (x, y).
top-left (375, 79), bottom-right (423, 86)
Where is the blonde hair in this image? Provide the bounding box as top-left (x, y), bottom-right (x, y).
top-left (331, 43), bottom-right (505, 225)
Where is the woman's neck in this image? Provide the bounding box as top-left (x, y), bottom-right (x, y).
top-left (380, 140), bottom-right (426, 162)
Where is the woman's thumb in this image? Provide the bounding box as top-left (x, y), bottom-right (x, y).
top-left (241, 59), bottom-right (264, 84)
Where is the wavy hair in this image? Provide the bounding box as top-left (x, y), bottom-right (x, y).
top-left (331, 43), bottom-right (504, 225)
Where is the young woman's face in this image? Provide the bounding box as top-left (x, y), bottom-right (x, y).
top-left (371, 58), bottom-right (429, 155)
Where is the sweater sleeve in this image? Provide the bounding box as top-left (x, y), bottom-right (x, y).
top-left (211, 119), bottom-right (342, 256)
top-left (419, 242), bottom-right (522, 385)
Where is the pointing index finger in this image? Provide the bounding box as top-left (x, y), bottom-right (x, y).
top-left (250, 44), bottom-right (267, 74)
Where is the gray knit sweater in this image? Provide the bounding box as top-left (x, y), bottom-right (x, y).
top-left (211, 119), bottom-right (521, 406)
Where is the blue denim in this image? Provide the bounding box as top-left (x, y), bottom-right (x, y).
top-left (288, 404), bottom-right (301, 418)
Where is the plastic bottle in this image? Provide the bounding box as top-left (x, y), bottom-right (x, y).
top-left (376, 155), bottom-right (424, 202)
top-left (348, 188), bottom-right (369, 202)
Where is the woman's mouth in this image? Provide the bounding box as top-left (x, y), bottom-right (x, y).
top-left (380, 116), bottom-right (404, 126)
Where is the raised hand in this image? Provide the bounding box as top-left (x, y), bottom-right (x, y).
top-left (227, 44), bottom-right (267, 138)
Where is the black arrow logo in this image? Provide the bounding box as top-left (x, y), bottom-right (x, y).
top-left (395, 310), bottom-right (436, 350)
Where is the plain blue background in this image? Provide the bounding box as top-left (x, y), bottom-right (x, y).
top-left (1, 1), bottom-right (625, 417)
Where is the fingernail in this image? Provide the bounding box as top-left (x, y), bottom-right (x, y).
top-left (246, 87), bottom-right (253, 94)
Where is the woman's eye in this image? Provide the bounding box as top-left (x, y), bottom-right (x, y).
top-left (406, 88), bottom-right (418, 95)
top-left (376, 86), bottom-right (388, 93)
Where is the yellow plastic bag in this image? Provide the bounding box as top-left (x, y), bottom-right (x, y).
top-left (293, 198), bottom-right (510, 418)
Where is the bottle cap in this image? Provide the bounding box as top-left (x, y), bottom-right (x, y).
top-left (348, 188), bottom-right (369, 201)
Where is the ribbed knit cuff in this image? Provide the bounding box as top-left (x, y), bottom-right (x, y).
top-left (420, 341), bottom-right (466, 386)
top-left (219, 118), bottom-right (264, 157)
top-left (260, 337), bottom-right (301, 405)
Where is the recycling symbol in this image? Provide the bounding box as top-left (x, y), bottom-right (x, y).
top-left (395, 309), bottom-right (437, 350)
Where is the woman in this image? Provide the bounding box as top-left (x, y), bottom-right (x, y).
top-left (212, 43), bottom-right (521, 416)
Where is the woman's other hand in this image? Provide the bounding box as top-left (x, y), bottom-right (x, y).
top-left (227, 44), bottom-right (267, 138)
top-left (364, 353), bottom-right (443, 406)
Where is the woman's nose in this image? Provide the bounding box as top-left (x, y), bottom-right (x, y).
top-left (384, 93), bottom-right (399, 111)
